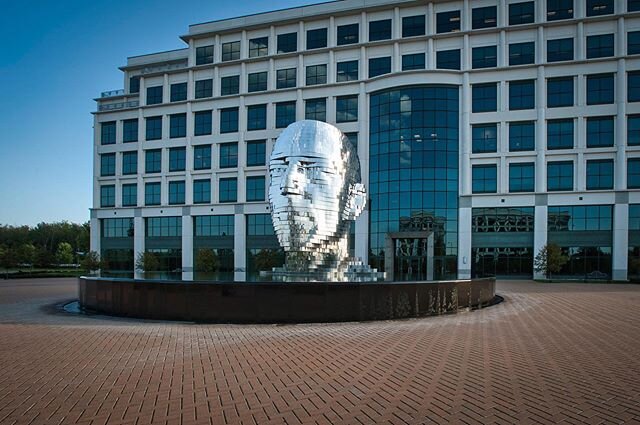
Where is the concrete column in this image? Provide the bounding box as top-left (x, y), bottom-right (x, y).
top-left (393, 7), bottom-right (400, 39)
top-left (355, 210), bottom-right (369, 262)
top-left (360, 12), bottom-right (367, 42)
top-left (163, 74), bottom-right (169, 104)
top-left (241, 30), bottom-right (247, 59)
top-left (462, 35), bottom-right (470, 71)
top-left (360, 46), bottom-right (367, 78)
top-left (139, 77), bottom-right (146, 105)
top-left (427, 38), bottom-right (434, 69)
top-left (427, 3), bottom-right (435, 35)
top-left (613, 203), bottom-right (629, 281)
top-left (269, 26), bottom-right (276, 55)
top-left (234, 213), bottom-right (247, 281)
top-left (537, 26), bottom-right (545, 65)
top-left (188, 39), bottom-right (195, 67)
top-left (616, 57), bottom-right (627, 190)
top-left (577, 22), bottom-right (585, 61)
top-left (182, 215), bottom-right (193, 281)
top-left (498, 0), bottom-right (507, 27)
top-left (533, 205), bottom-right (548, 279)
top-left (499, 31), bottom-right (507, 67)
top-left (296, 88), bottom-right (304, 120)
top-left (328, 51), bottom-right (335, 84)
top-left (327, 95), bottom-right (336, 125)
top-left (299, 21), bottom-right (305, 51)
top-left (329, 16), bottom-right (335, 47)
top-left (463, 0), bottom-right (470, 31)
top-left (356, 81), bottom-right (369, 263)
top-left (269, 58), bottom-right (275, 90)
top-left (458, 207), bottom-right (472, 279)
top-left (536, 65), bottom-right (547, 192)
top-left (90, 216), bottom-right (100, 253)
top-left (134, 216), bottom-right (145, 279)
top-left (461, 73), bottom-right (472, 195)
top-left (393, 42), bottom-right (401, 73)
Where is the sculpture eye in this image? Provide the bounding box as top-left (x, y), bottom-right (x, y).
top-left (298, 167), bottom-right (304, 174)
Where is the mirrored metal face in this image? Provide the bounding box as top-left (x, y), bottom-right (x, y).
top-left (269, 120), bottom-right (366, 268)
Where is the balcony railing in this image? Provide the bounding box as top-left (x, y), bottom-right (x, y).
top-left (98, 100), bottom-right (139, 111)
top-left (101, 89), bottom-right (125, 98)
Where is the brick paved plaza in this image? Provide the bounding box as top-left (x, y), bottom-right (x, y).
top-left (0, 279), bottom-right (639, 425)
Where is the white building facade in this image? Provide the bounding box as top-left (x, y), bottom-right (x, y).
top-left (93, 0), bottom-right (640, 281)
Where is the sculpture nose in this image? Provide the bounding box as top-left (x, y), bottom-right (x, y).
top-left (281, 162), bottom-right (302, 195)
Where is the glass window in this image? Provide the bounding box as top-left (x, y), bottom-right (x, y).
top-left (144, 182), bottom-right (161, 205)
top-left (587, 116), bottom-right (615, 148)
top-left (170, 82), bottom-right (187, 102)
top-left (195, 45), bottom-right (214, 65)
top-left (548, 205), bottom-right (612, 231)
top-left (193, 179), bottom-right (211, 204)
top-left (168, 181), bottom-right (185, 205)
top-left (100, 185), bottom-right (115, 207)
top-left (336, 95), bottom-right (358, 123)
top-left (587, 34), bottom-right (615, 59)
top-left (631, 205), bottom-right (640, 230)
top-left (472, 83), bottom-right (497, 112)
top-left (628, 115), bottom-right (640, 146)
top-left (548, 161), bottom-right (574, 191)
top-left (369, 19), bottom-right (392, 41)
top-left (146, 217), bottom-right (182, 237)
top-left (402, 53), bottom-right (425, 71)
top-left (169, 147), bottom-right (186, 172)
top-left (276, 101), bottom-right (296, 128)
top-left (220, 107), bottom-right (239, 133)
top-left (631, 0), bottom-right (640, 11)
top-left (472, 46), bottom-right (497, 69)
top-left (472, 123), bottom-right (498, 153)
top-left (472, 164), bottom-right (498, 193)
top-left (220, 75), bottom-right (240, 96)
top-left (547, 0), bottom-right (574, 20)
top-left (276, 68), bottom-right (296, 89)
top-left (249, 37), bottom-right (268, 58)
top-left (305, 98), bottom-right (326, 121)
top-left (345, 132), bottom-right (358, 149)
top-left (586, 159), bottom-right (614, 190)
top-left (587, 73), bottom-right (615, 105)
top-left (629, 71), bottom-right (640, 102)
top-left (509, 80), bottom-right (535, 110)
top-left (219, 142), bottom-right (238, 168)
top-left (222, 41), bottom-right (240, 61)
top-left (193, 145), bottom-right (211, 170)
top-left (628, 31), bottom-right (640, 55)
top-left (247, 214), bottom-right (275, 236)
top-left (472, 6), bottom-right (497, 29)
top-left (248, 71), bottom-right (267, 92)
top-left (509, 121), bottom-right (535, 151)
top-left (509, 162), bottom-right (535, 192)
top-left (145, 149), bottom-right (162, 173)
top-left (337, 60), bottom-right (359, 81)
top-left (129, 76), bottom-right (140, 94)
top-left (306, 64), bottom-right (327, 86)
top-left (195, 215), bottom-right (234, 237)
top-left (101, 153), bottom-right (115, 176)
top-left (246, 176), bottom-right (266, 201)
top-left (547, 77), bottom-right (574, 107)
top-left (169, 113), bottom-right (186, 138)
top-left (437, 10), bottom-right (461, 33)
top-left (402, 15), bottom-right (425, 37)
top-left (628, 158), bottom-right (640, 188)
top-left (509, 42), bottom-right (535, 65)
top-left (194, 110), bottom-right (212, 136)
top-left (195, 79), bottom-right (213, 99)
top-left (306, 28), bottom-right (327, 50)
top-left (247, 104), bottom-right (267, 131)
top-left (122, 184), bottom-right (137, 207)
top-left (101, 122), bottom-right (116, 145)
top-left (509, 1), bottom-right (535, 25)
top-left (547, 119), bottom-right (574, 149)
top-left (145, 116), bottom-right (162, 140)
top-left (246, 140), bottom-right (266, 166)
top-left (337, 23), bottom-right (359, 45)
top-left (547, 38), bottom-right (574, 62)
top-left (219, 178), bottom-right (237, 203)
top-left (146, 86), bottom-right (163, 105)
top-left (122, 151), bottom-right (137, 175)
top-left (587, 0), bottom-right (614, 16)
top-left (436, 49), bottom-right (461, 70)
top-left (277, 32), bottom-right (297, 53)
top-left (122, 119), bottom-right (138, 143)
top-left (369, 56), bottom-right (391, 78)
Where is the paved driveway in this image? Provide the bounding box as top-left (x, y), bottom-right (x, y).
top-left (0, 278), bottom-right (639, 424)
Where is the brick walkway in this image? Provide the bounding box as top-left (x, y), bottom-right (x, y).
top-left (0, 279), bottom-right (639, 425)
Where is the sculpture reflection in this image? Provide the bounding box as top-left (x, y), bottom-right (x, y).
top-left (267, 120), bottom-right (381, 281)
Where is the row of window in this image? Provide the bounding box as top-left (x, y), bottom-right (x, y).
top-left (100, 141), bottom-right (266, 176)
top-left (140, 31), bottom-right (640, 106)
top-left (182, 1), bottom-right (638, 69)
top-left (99, 176), bottom-right (265, 207)
top-left (100, 98), bottom-right (358, 144)
top-left (472, 114), bottom-right (640, 153)
top-left (472, 158), bottom-right (640, 193)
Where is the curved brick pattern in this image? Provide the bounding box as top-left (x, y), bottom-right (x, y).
top-left (0, 278), bottom-right (639, 424)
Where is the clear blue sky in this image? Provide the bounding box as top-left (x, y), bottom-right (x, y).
top-left (0, 0), bottom-right (320, 226)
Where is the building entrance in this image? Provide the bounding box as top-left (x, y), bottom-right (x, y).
top-left (385, 232), bottom-right (434, 281)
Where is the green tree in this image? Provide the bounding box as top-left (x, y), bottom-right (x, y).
top-left (534, 243), bottom-right (568, 279)
top-left (15, 243), bottom-right (36, 267)
top-left (135, 251), bottom-right (160, 272)
top-left (195, 248), bottom-right (220, 272)
top-left (254, 249), bottom-right (281, 271)
top-left (55, 242), bottom-right (74, 265)
top-left (80, 251), bottom-right (103, 272)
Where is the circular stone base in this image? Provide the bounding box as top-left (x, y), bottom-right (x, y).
top-left (78, 277), bottom-right (496, 324)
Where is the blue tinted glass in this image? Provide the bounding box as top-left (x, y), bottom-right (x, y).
top-left (547, 77), bottom-right (574, 107)
top-left (587, 116), bottom-right (615, 148)
top-left (509, 163), bottom-right (535, 192)
top-left (547, 161), bottom-right (573, 191)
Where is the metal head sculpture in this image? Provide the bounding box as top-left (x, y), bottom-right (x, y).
top-left (269, 120), bottom-right (366, 272)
